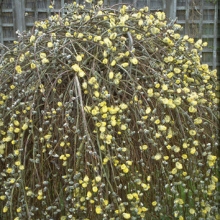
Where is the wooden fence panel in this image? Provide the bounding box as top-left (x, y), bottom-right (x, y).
top-left (175, 0), bottom-right (219, 72)
top-left (0, 0), bottom-right (219, 73)
top-left (0, 0), bottom-right (15, 47)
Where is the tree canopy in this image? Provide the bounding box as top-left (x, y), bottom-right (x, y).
top-left (0, 2), bottom-right (219, 219)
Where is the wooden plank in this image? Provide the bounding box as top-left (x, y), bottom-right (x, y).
top-left (13, 0), bottom-right (25, 32)
top-left (185, 0), bottom-right (189, 35)
top-left (176, 6), bottom-right (186, 10)
top-left (150, 0), bottom-right (163, 10)
top-left (61, 0), bottom-right (65, 16)
top-left (9, 0), bottom-right (16, 39)
top-left (61, 0), bottom-right (65, 7)
top-left (103, 0), bottom-right (108, 6)
top-left (163, 0), bottom-right (177, 20)
top-left (198, 0), bottom-right (203, 39)
top-left (0, 8), bottom-right (3, 49)
top-left (46, 0), bottom-right (50, 16)
top-left (146, 0), bottom-right (151, 9)
top-left (2, 23), bottom-right (14, 27)
top-left (2, 37), bottom-right (15, 41)
top-left (135, 0), bottom-right (147, 9)
top-left (133, 0), bottom-right (137, 8)
top-left (202, 35), bottom-right (215, 38)
top-left (212, 2), bottom-right (218, 69)
top-left (2, 9), bottom-right (13, 12)
top-left (34, 0), bottom-right (38, 21)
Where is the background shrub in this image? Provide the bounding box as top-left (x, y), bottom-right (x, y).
top-left (0, 2), bottom-right (219, 219)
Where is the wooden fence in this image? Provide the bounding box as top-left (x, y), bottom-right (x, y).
top-left (0, 0), bottom-right (219, 73)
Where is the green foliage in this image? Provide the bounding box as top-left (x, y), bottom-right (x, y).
top-left (0, 2), bottom-right (219, 219)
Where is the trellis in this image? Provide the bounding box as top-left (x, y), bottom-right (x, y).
top-left (0, 0), bottom-right (219, 73)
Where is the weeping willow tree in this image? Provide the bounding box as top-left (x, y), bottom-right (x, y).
top-left (0, 2), bottom-right (219, 220)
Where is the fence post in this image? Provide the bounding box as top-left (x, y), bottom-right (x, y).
top-left (13, 0), bottom-right (25, 32)
top-left (163, 0), bottom-right (177, 20)
top-left (0, 8), bottom-right (3, 46)
top-left (213, 2), bottom-right (218, 70)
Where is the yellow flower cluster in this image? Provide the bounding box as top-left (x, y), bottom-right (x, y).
top-left (85, 101), bottom-right (128, 144)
